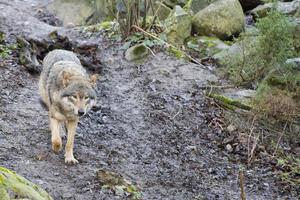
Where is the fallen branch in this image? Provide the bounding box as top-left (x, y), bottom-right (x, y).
top-left (208, 93), bottom-right (252, 111)
top-left (239, 170), bottom-right (246, 200)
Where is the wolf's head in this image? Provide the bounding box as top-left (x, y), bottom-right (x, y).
top-left (60, 71), bottom-right (98, 118)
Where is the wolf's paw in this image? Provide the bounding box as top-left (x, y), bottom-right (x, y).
top-left (52, 139), bottom-right (62, 153)
top-left (64, 154), bottom-right (78, 164)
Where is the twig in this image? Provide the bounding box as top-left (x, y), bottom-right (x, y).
top-left (272, 121), bottom-right (288, 157)
top-left (132, 25), bottom-right (202, 65)
top-left (239, 170), bottom-right (246, 200)
top-left (145, 45), bottom-right (156, 57)
top-left (172, 105), bottom-right (182, 120)
top-left (248, 132), bottom-right (259, 165)
top-left (197, 85), bottom-right (236, 90)
top-left (247, 115), bottom-right (256, 165)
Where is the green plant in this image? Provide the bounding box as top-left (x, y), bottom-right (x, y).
top-left (224, 3), bottom-right (295, 85)
top-left (0, 44), bottom-right (11, 58)
top-left (275, 153), bottom-right (300, 186)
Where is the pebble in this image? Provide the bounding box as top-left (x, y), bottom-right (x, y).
top-left (226, 144), bottom-right (233, 152)
top-left (227, 124), bottom-right (236, 133)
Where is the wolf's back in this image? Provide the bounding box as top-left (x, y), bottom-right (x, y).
top-left (42, 49), bottom-right (81, 72)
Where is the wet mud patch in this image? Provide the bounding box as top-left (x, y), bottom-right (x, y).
top-left (0, 0), bottom-right (299, 200)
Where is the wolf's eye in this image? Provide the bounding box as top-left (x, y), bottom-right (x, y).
top-left (71, 95), bottom-right (77, 99)
top-left (84, 96), bottom-right (90, 100)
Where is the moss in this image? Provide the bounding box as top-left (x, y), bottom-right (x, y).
top-left (183, 0), bottom-right (193, 11)
top-left (0, 166), bottom-right (53, 200)
top-left (208, 93), bottom-right (252, 110)
top-left (132, 44), bottom-right (147, 55)
top-left (0, 32), bottom-right (5, 43)
top-left (0, 187), bottom-right (10, 200)
top-left (167, 47), bottom-right (185, 59)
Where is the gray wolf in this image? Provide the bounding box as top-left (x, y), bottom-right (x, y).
top-left (39, 49), bottom-right (98, 164)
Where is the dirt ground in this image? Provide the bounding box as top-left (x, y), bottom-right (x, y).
top-left (0, 1), bottom-right (298, 199)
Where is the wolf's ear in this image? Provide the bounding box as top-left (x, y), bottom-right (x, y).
top-left (89, 74), bottom-right (98, 87)
top-left (62, 71), bottom-right (72, 87)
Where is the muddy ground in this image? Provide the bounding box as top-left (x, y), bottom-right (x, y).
top-left (0, 1), bottom-right (298, 200)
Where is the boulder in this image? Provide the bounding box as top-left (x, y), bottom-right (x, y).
top-left (189, 0), bottom-right (218, 14)
top-left (152, 1), bottom-right (172, 20)
top-left (0, 166), bottom-right (53, 200)
top-left (251, 0), bottom-right (300, 18)
top-left (125, 44), bottom-right (149, 61)
top-left (192, 0), bottom-right (245, 40)
top-left (47, 0), bottom-right (95, 26)
top-left (164, 5), bottom-right (192, 45)
top-left (213, 27), bottom-right (259, 67)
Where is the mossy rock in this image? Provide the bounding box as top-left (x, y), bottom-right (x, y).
top-left (125, 44), bottom-right (149, 62)
top-left (0, 166), bottom-right (53, 200)
top-left (151, 1), bottom-right (172, 20)
top-left (189, 0), bottom-right (218, 14)
top-left (187, 36), bottom-right (230, 57)
top-left (192, 0), bottom-right (244, 40)
top-left (251, 1), bottom-right (300, 18)
top-left (208, 93), bottom-right (252, 110)
top-left (164, 5), bottom-right (192, 45)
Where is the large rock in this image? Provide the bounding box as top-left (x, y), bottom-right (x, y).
top-left (189, 0), bottom-right (218, 14)
top-left (213, 27), bottom-right (259, 66)
top-left (48, 0), bottom-right (95, 26)
top-left (192, 0), bottom-right (245, 40)
top-left (0, 166), bottom-right (53, 200)
top-left (164, 5), bottom-right (192, 45)
top-left (251, 0), bottom-right (300, 18)
top-left (151, 1), bottom-right (172, 20)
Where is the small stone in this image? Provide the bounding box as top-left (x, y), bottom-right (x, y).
top-left (65, 22), bottom-right (75, 28)
top-left (226, 144), bottom-right (233, 152)
top-left (227, 124), bottom-right (236, 133)
top-left (125, 44), bottom-right (149, 62)
top-left (263, 182), bottom-right (269, 187)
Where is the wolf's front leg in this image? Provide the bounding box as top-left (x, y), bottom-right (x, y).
top-left (50, 117), bottom-right (62, 152)
top-left (65, 119), bottom-right (79, 164)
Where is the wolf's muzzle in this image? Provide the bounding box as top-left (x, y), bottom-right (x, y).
top-left (78, 109), bottom-right (85, 117)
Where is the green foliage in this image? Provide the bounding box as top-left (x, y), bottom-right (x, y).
top-left (167, 47), bottom-right (185, 58)
top-left (225, 6), bottom-right (294, 85)
top-left (0, 44), bottom-right (11, 58)
top-left (256, 6), bottom-right (294, 69)
top-left (0, 32), bottom-right (17, 59)
top-left (121, 32), bottom-right (166, 50)
top-left (276, 153), bottom-right (300, 186)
